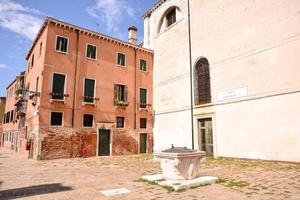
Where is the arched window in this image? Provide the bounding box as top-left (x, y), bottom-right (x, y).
top-left (194, 58), bottom-right (211, 105)
top-left (157, 6), bottom-right (182, 34)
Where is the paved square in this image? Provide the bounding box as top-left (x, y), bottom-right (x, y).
top-left (0, 148), bottom-right (299, 199)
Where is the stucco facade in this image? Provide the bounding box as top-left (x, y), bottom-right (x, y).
top-left (144, 0), bottom-right (300, 162)
top-left (2, 17), bottom-right (154, 160)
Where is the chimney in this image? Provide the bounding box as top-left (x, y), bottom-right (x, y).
top-left (128, 26), bottom-right (138, 44)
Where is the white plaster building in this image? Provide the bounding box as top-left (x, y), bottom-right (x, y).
top-left (144, 0), bottom-right (300, 162)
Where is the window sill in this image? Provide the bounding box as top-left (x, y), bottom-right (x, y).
top-left (86, 56), bottom-right (97, 61)
top-left (55, 50), bottom-right (68, 55)
top-left (82, 102), bottom-right (96, 106)
top-left (50, 99), bottom-right (66, 103)
top-left (139, 108), bottom-right (149, 111)
top-left (116, 64), bottom-right (127, 68)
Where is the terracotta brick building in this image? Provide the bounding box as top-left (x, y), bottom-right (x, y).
top-left (0, 96), bottom-right (6, 146)
top-left (2, 17), bottom-right (154, 160)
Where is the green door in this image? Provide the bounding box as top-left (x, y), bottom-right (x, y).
top-left (98, 129), bottom-right (110, 156)
top-left (198, 118), bottom-right (214, 156)
top-left (140, 133), bottom-right (147, 154)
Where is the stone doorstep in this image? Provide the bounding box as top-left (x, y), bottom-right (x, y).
top-left (142, 174), bottom-right (218, 191)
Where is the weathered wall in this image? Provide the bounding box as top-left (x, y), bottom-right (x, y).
top-left (40, 127), bottom-right (97, 160)
top-left (145, 0), bottom-right (300, 162)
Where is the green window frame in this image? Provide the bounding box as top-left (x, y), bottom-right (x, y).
top-left (117, 53), bottom-right (126, 66)
top-left (51, 73), bottom-right (66, 100)
top-left (86, 44), bottom-right (97, 59)
top-left (84, 78), bottom-right (95, 103)
top-left (140, 59), bottom-right (147, 71)
top-left (140, 88), bottom-right (147, 108)
top-left (56, 36), bottom-right (68, 53)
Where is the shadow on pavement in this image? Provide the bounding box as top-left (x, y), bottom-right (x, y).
top-left (0, 183), bottom-right (72, 199)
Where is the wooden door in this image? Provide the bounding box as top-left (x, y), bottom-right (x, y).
top-left (98, 129), bottom-right (110, 156)
top-left (140, 133), bottom-right (147, 154)
top-left (198, 118), bottom-right (214, 156)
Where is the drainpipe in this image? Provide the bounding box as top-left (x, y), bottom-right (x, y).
top-left (134, 48), bottom-right (137, 129)
top-left (187, 0), bottom-right (195, 149)
top-left (72, 29), bottom-right (80, 127)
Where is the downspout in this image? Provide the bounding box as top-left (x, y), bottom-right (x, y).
top-left (187, 0), bottom-right (195, 149)
top-left (134, 48), bottom-right (137, 129)
top-left (72, 29), bottom-right (80, 127)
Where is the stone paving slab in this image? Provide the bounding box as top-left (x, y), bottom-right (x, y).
top-left (0, 148), bottom-right (300, 199)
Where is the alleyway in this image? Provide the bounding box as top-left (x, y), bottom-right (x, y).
top-left (0, 148), bottom-right (299, 200)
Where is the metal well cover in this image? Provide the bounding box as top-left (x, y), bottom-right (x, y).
top-left (162, 145), bottom-right (196, 153)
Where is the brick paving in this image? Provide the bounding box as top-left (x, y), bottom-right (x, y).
top-left (0, 148), bottom-right (299, 200)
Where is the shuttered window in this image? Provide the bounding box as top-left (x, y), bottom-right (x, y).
top-left (10, 110), bottom-right (14, 122)
top-left (140, 59), bottom-right (147, 71)
top-left (140, 88), bottom-right (147, 108)
top-left (114, 84), bottom-right (127, 102)
top-left (52, 73), bottom-right (65, 100)
top-left (31, 54), bottom-right (34, 67)
top-left (84, 78), bottom-right (95, 103)
top-left (117, 53), bottom-right (126, 66)
top-left (50, 112), bottom-right (63, 126)
top-left (3, 113), bottom-right (6, 124)
top-left (56, 36), bottom-right (68, 53)
top-left (86, 44), bottom-right (97, 59)
top-left (6, 112), bottom-right (10, 123)
top-left (194, 58), bottom-right (211, 105)
top-left (83, 114), bottom-right (93, 127)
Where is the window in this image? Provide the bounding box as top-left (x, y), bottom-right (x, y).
top-left (114, 84), bottom-right (127, 102)
top-left (6, 112), bottom-right (10, 123)
top-left (10, 110), bottom-right (14, 122)
top-left (3, 113), bottom-right (6, 124)
top-left (56, 36), bottom-right (68, 53)
top-left (117, 53), bottom-right (126, 66)
top-left (39, 42), bottom-right (43, 56)
top-left (86, 44), bottom-right (97, 59)
top-left (194, 58), bottom-right (211, 105)
top-left (140, 118), bottom-right (147, 129)
top-left (83, 114), bottom-right (93, 127)
top-left (140, 59), bottom-right (147, 71)
top-left (140, 88), bottom-right (147, 108)
top-left (50, 112), bottom-right (63, 126)
top-left (166, 8), bottom-right (176, 27)
top-left (116, 117), bottom-right (125, 128)
top-left (84, 78), bottom-right (95, 103)
top-left (31, 54), bottom-right (34, 67)
top-left (51, 73), bottom-right (66, 100)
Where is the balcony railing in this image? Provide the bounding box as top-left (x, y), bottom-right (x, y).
top-left (114, 99), bottom-right (129, 107)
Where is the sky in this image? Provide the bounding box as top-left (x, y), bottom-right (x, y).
top-left (0, 0), bottom-right (156, 96)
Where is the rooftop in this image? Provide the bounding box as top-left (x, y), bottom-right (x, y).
top-left (26, 17), bottom-right (153, 60)
top-left (143, 0), bottom-right (168, 18)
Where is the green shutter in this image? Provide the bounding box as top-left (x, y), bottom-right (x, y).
top-left (140, 88), bottom-right (147, 108)
top-left (52, 74), bottom-right (65, 99)
top-left (118, 53), bottom-right (125, 66)
top-left (84, 79), bottom-right (95, 103)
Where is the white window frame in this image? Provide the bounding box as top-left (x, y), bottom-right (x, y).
top-left (82, 114), bottom-right (94, 128)
top-left (139, 58), bottom-right (147, 72)
top-left (82, 77), bottom-right (97, 105)
top-left (116, 116), bottom-right (126, 129)
top-left (116, 52), bottom-right (127, 67)
top-left (139, 87), bottom-right (148, 109)
top-left (85, 43), bottom-right (97, 60)
top-left (50, 111), bottom-right (64, 127)
top-left (50, 72), bottom-right (67, 103)
top-left (55, 35), bottom-right (69, 54)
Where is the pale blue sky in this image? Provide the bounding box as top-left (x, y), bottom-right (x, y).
top-left (0, 0), bottom-right (156, 96)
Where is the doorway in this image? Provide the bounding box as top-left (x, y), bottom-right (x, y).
top-left (98, 129), bottom-right (111, 156)
top-left (197, 118), bottom-right (213, 156)
top-left (139, 133), bottom-right (147, 154)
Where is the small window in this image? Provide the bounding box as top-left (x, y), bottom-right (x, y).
top-left (83, 114), bottom-right (93, 127)
top-left (50, 112), bottom-right (63, 126)
top-left (117, 53), bottom-right (126, 66)
top-left (6, 112), bottom-right (10, 123)
top-left (51, 73), bottom-right (66, 100)
top-left (140, 118), bottom-right (147, 129)
top-left (3, 113), bottom-right (6, 124)
top-left (56, 36), bottom-right (68, 53)
top-left (140, 88), bottom-right (147, 108)
top-left (31, 54), bottom-right (34, 68)
top-left (114, 84), bottom-right (127, 102)
top-left (166, 8), bottom-right (176, 27)
top-left (86, 44), bottom-right (97, 59)
top-left (39, 42), bottom-right (43, 56)
top-left (116, 117), bottom-right (125, 128)
top-left (84, 78), bottom-right (95, 103)
top-left (140, 59), bottom-right (147, 71)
